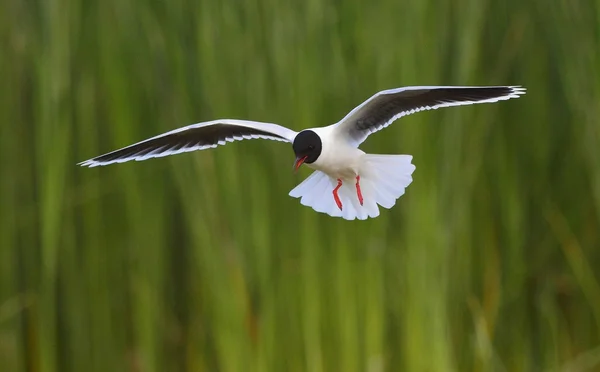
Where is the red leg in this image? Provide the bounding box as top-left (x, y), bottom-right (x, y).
top-left (355, 175), bottom-right (363, 206)
top-left (333, 179), bottom-right (343, 211)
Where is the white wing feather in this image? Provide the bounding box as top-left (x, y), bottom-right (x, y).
top-left (332, 85), bottom-right (526, 146)
top-left (78, 119), bottom-right (297, 167)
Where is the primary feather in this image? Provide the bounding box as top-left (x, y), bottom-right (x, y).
top-left (78, 119), bottom-right (297, 167)
top-left (334, 85), bottom-right (526, 146)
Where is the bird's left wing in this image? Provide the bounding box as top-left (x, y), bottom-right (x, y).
top-left (78, 119), bottom-right (297, 167)
top-left (332, 85), bottom-right (526, 146)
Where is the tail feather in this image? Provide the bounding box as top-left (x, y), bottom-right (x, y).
top-left (298, 174), bottom-right (328, 208)
top-left (288, 154), bottom-right (415, 220)
top-left (306, 176), bottom-right (339, 215)
top-left (372, 182), bottom-right (396, 209)
top-left (288, 170), bottom-right (321, 198)
top-left (376, 174), bottom-right (406, 207)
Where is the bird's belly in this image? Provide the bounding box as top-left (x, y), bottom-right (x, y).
top-left (308, 150), bottom-right (364, 180)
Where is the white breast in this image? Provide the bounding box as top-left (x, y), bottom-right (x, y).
top-left (306, 126), bottom-right (365, 180)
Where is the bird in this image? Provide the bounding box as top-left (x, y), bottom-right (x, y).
top-left (79, 85), bottom-right (526, 220)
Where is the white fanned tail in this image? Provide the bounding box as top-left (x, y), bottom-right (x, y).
top-left (289, 154), bottom-right (416, 220)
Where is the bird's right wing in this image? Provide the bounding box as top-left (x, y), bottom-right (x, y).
top-left (78, 119), bottom-right (297, 167)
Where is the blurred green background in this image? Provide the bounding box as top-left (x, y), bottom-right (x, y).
top-left (2, 0), bottom-right (600, 371)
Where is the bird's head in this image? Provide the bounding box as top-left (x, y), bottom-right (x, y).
top-left (292, 130), bottom-right (322, 172)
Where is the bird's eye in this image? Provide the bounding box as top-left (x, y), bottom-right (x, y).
top-left (308, 145), bottom-right (314, 150)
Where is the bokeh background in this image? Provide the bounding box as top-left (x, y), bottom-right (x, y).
top-left (2, 0), bottom-right (600, 371)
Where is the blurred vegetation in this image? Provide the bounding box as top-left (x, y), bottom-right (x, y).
top-left (1, 0), bottom-right (600, 371)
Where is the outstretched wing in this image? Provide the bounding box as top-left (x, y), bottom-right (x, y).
top-left (78, 119), bottom-right (297, 167)
top-left (333, 86), bottom-right (526, 146)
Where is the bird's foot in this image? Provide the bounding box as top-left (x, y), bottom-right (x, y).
top-left (355, 175), bottom-right (363, 206)
top-left (333, 179), bottom-right (343, 211)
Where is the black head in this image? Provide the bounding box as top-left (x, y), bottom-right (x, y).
top-left (292, 130), bottom-right (322, 171)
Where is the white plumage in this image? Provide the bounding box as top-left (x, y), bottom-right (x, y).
top-left (79, 85), bottom-right (526, 220)
top-left (289, 155), bottom-right (415, 220)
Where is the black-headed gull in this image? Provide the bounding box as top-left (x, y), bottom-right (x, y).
top-left (79, 85), bottom-right (526, 220)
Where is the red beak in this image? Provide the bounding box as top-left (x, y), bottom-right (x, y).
top-left (294, 155), bottom-right (308, 172)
